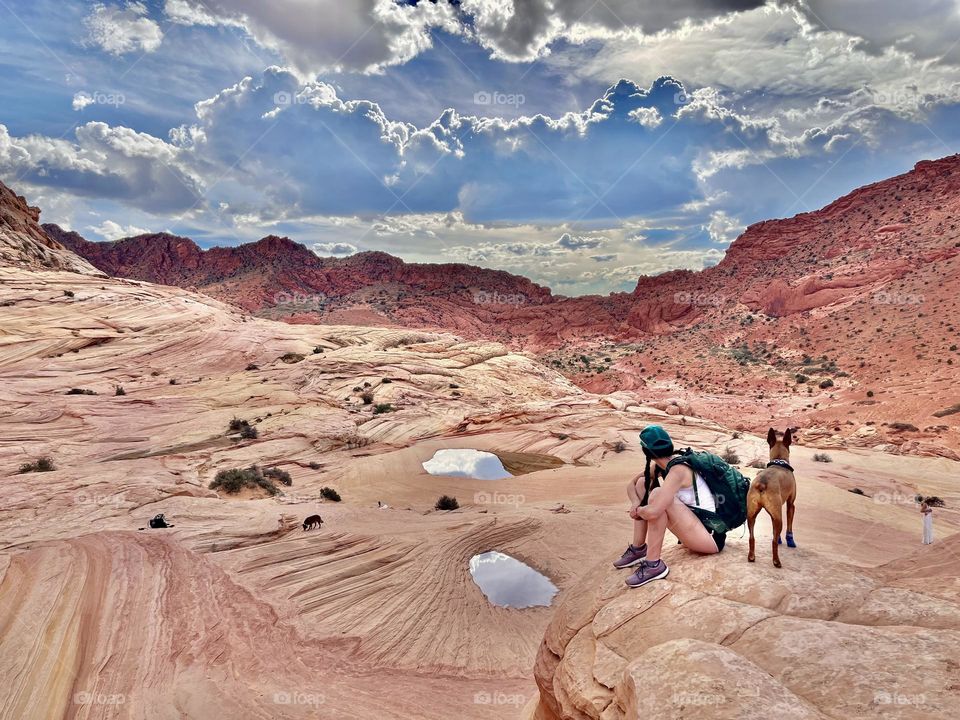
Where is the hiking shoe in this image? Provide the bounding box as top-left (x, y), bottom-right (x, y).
top-left (613, 543), bottom-right (647, 569)
top-left (625, 559), bottom-right (669, 588)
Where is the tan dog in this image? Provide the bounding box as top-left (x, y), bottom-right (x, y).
top-left (747, 428), bottom-right (797, 567)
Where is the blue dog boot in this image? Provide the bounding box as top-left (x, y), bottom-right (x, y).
top-left (786, 532), bottom-right (796, 548)
top-left (777, 535), bottom-right (782, 545)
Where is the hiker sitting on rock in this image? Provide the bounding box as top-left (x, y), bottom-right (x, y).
top-left (613, 425), bottom-right (750, 588)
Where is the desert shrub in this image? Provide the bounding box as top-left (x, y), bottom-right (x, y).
top-left (889, 422), bottom-right (919, 432)
top-left (731, 431), bottom-right (742, 439)
top-left (66, 388), bottom-right (97, 395)
top-left (263, 467), bottom-right (292, 486)
top-left (848, 487), bottom-right (866, 496)
top-left (114, 385), bottom-right (126, 396)
top-left (381, 377), bottom-right (392, 383)
top-left (169, 378), bottom-right (178, 385)
top-left (279, 352), bottom-right (305, 364)
top-left (307, 461), bottom-right (322, 470)
top-left (320, 486), bottom-right (341, 502)
top-left (19, 457), bottom-right (55, 473)
top-left (818, 378), bottom-right (834, 389)
top-left (730, 344), bottom-right (759, 365)
top-left (210, 466), bottom-right (279, 495)
top-left (720, 447), bottom-right (740, 465)
top-left (360, 390), bottom-right (374, 404)
top-left (245, 363), bottom-right (259, 371)
top-left (63, 290), bottom-right (74, 297)
top-left (312, 346), bottom-right (324, 354)
top-left (448, 383), bottom-right (459, 389)
top-left (748, 458), bottom-right (766, 469)
top-left (229, 418), bottom-right (259, 440)
top-left (612, 440), bottom-right (627, 453)
top-left (435, 495), bottom-right (459, 511)
top-left (373, 403), bottom-right (395, 415)
top-left (795, 374), bottom-right (808, 384)
top-left (330, 430), bottom-right (369, 449)
top-left (866, 390), bottom-right (874, 397)
top-left (813, 452), bottom-right (833, 463)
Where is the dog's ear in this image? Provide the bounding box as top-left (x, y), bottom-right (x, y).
top-left (783, 428), bottom-right (792, 447)
top-left (767, 428), bottom-right (777, 447)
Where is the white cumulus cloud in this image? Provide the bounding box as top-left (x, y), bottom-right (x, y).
top-left (84, 2), bottom-right (164, 56)
top-left (87, 220), bottom-right (151, 241)
top-left (312, 242), bottom-right (358, 256)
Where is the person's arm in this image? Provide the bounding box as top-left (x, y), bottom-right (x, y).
top-left (638, 464), bottom-right (691, 519)
top-left (627, 474), bottom-right (644, 518)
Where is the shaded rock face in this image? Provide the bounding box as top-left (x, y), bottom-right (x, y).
top-left (531, 543), bottom-right (960, 720)
top-left (0, 182), bottom-right (98, 274)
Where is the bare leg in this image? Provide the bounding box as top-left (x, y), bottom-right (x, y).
top-left (644, 508), bottom-right (669, 562)
top-left (630, 479), bottom-right (648, 547)
top-left (633, 518), bottom-right (648, 547)
top-left (645, 490), bottom-right (719, 562)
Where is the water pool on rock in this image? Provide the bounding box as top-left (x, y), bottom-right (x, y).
top-left (422, 449), bottom-right (513, 480)
top-left (469, 551), bottom-right (558, 608)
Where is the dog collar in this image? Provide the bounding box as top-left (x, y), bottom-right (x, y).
top-left (767, 459), bottom-right (794, 471)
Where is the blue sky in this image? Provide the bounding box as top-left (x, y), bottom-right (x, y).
top-left (2, 0), bottom-right (960, 295)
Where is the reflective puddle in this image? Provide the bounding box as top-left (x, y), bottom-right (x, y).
top-left (422, 449), bottom-right (513, 480)
top-left (469, 551), bottom-right (558, 608)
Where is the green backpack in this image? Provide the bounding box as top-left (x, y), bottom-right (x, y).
top-left (665, 449), bottom-right (750, 534)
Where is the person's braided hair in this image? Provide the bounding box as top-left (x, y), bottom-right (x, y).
top-left (641, 448), bottom-right (667, 504)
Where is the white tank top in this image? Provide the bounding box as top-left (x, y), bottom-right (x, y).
top-left (676, 472), bottom-right (717, 513)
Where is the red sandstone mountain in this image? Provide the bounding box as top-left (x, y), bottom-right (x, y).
top-left (31, 154), bottom-right (960, 455)
top-left (44, 225), bottom-right (555, 331)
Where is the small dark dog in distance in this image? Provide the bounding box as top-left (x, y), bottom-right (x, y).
top-left (139, 513), bottom-right (173, 530)
top-left (302, 514), bottom-right (323, 531)
top-left (747, 428), bottom-right (798, 567)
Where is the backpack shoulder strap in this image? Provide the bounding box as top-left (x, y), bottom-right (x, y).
top-left (665, 449), bottom-right (699, 501)
top-left (665, 448), bottom-right (694, 473)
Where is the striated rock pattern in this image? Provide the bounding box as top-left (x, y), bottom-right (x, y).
top-left (38, 156), bottom-right (960, 456)
top-left (531, 541), bottom-right (960, 720)
top-left (1, 261), bottom-right (958, 719)
top-left (0, 183), bottom-right (98, 274)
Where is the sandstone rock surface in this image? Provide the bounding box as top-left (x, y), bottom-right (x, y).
top-left (531, 541), bottom-right (960, 720)
top-left (41, 155), bottom-right (960, 457)
top-left (0, 183), bottom-right (98, 274)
